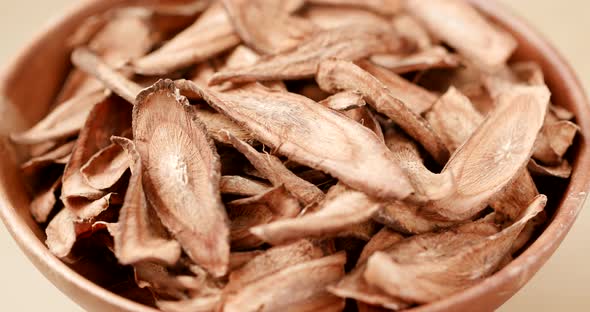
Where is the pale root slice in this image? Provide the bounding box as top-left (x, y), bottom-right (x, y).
top-left (306, 0), bottom-right (402, 15)
top-left (46, 208), bottom-right (108, 258)
top-left (157, 294), bottom-right (222, 312)
top-left (302, 5), bottom-right (392, 30)
top-left (225, 239), bottom-right (324, 292)
top-left (80, 142), bottom-right (130, 190)
top-left (319, 91), bottom-right (366, 111)
top-left (61, 96), bottom-right (132, 220)
top-left (425, 85), bottom-right (549, 221)
top-left (184, 81), bottom-right (413, 200)
top-left (192, 109), bottom-right (256, 145)
top-left (364, 195), bottom-right (546, 303)
top-left (533, 120), bottom-right (579, 165)
top-left (133, 80), bottom-right (229, 277)
top-left (30, 176), bottom-right (62, 223)
top-left (10, 89), bottom-right (108, 145)
top-left (328, 229), bottom-right (408, 310)
top-left (220, 175), bottom-right (272, 196)
top-left (222, 253), bottom-right (346, 312)
top-left (358, 60), bottom-right (438, 115)
top-left (405, 0), bottom-right (517, 69)
top-left (317, 59), bottom-right (449, 164)
top-left (221, 0), bottom-right (315, 54)
top-left (224, 132), bottom-right (325, 206)
top-left (108, 137), bottom-right (181, 266)
top-left (374, 200), bottom-right (456, 235)
top-left (528, 159), bottom-right (572, 179)
top-left (391, 13), bottom-right (433, 51)
top-left (250, 184), bottom-right (382, 245)
top-left (21, 141), bottom-right (75, 176)
top-left (384, 128), bottom-right (455, 202)
top-left (132, 3), bottom-right (240, 75)
top-left (209, 25), bottom-right (404, 85)
top-left (228, 251), bottom-right (264, 271)
top-left (343, 106), bottom-right (384, 142)
top-left (370, 46), bottom-right (460, 74)
top-left (227, 185), bottom-right (301, 250)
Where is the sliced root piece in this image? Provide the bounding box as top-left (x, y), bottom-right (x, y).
top-left (528, 159), bottom-right (572, 179)
top-left (306, 0), bottom-right (402, 16)
top-left (317, 59), bottom-right (449, 164)
top-left (21, 141), bottom-right (76, 176)
top-left (319, 91), bottom-right (366, 111)
top-left (133, 80), bottom-right (229, 277)
top-left (228, 250), bottom-right (264, 271)
top-left (80, 142), bottom-right (130, 190)
top-left (302, 5), bottom-right (392, 30)
top-left (370, 46), bottom-right (460, 74)
top-left (30, 176), bottom-right (62, 223)
top-left (533, 120), bottom-right (579, 165)
top-left (391, 13), bottom-right (433, 51)
top-left (374, 200), bottom-right (456, 235)
top-left (157, 294), bottom-right (222, 312)
top-left (220, 175), bottom-right (272, 197)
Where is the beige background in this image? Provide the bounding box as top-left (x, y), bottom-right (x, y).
top-left (0, 1), bottom-right (588, 311)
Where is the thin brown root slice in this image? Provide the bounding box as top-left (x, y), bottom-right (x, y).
top-left (425, 85), bottom-right (550, 221)
top-left (302, 5), bottom-right (392, 30)
top-left (61, 96), bottom-right (132, 219)
top-left (192, 109), bottom-right (256, 144)
top-left (46, 207), bottom-right (108, 258)
top-left (250, 184), bottom-right (382, 245)
top-left (21, 141), bottom-right (75, 176)
top-left (306, 0), bottom-right (402, 16)
top-left (391, 13), bottom-right (433, 51)
top-left (228, 251), bottom-right (264, 271)
top-left (220, 175), bottom-right (272, 196)
top-left (221, 0), bottom-right (315, 54)
top-left (370, 46), bottom-right (460, 74)
top-left (80, 142), bottom-right (130, 190)
top-left (10, 89), bottom-right (108, 145)
top-left (30, 176), bottom-right (62, 223)
top-left (184, 80), bottom-right (413, 200)
top-left (405, 0), bottom-right (517, 69)
top-left (359, 60), bottom-right (438, 114)
top-left (108, 136), bottom-right (181, 266)
top-left (132, 3), bottom-right (240, 75)
top-left (319, 91), bottom-right (366, 111)
top-left (133, 80), bottom-right (229, 277)
top-left (222, 252), bottom-right (346, 312)
top-left (528, 159), bottom-right (572, 179)
top-left (317, 59), bottom-right (449, 164)
top-left (533, 120), bottom-right (579, 165)
top-left (374, 200), bottom-right (456, 235)
top-left (364, 195), bottom-right (546, 303)
top-left (384, 127), bottom-right (455, 201)
top-left (157, 294), bottom-right (222, 312)
top-left (225, 239), bottom-right (324, 292)
top-left (223, 132), bottom-right (324, 206)
top-left (358, 228), bottom-right (404, 264)
top-left (227, 185), bottom-right (301, 250)
top-left (343, 106), bottom-right (384, 142)
top-left (209, 25), bottom-right (404, 85)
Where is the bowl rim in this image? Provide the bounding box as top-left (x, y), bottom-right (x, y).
top-left (0, 0), bottom-right (588, 311)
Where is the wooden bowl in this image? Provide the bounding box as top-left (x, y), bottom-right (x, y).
top-left (0, 0), bottom-right (588, 311)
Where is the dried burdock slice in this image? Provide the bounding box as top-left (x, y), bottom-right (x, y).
top-left (191, 82), bottom-right (414, 199)
top-left (220, 175), bottom-right (271, 197)
top-left (549, 104), bottom-right (575, 121)
top-left (374, 200), bottom-right (456, 235)
top-left (221, 0), bottom-right (315, 55)
top-left (222, 252), bottom-right (346, 312)
top-left (10, 89), bottom-right (108, 145)
top-left (370, 46), bottom-right (461, 74)
top-left (533, 120), bottom-right (579, 165)
top-left (225, 239), bottom-right (324, 292)
top-left (317, 59), bottom-right (449, 164)
top-left (30, 176), bottom-right (62, 223)
top-left (302, 5), bottom-right (392, 30)
top-left (157, 294), bottom-right (222, 312)
top-left (364, 195), bottom-right (546, 303)
top-left (318, 91), bottom-right (366, 111)
top-left (250, 184), bottom-right (381, 245)
top-left (21, 141), bottom-right (75, 176)
top-left (72, 48), bottom-right (142, 104)
top-left (385, 128), bottom-right (455, 202)
top-left (227, 185), bottom-right (301, 250)
top-left (144, 0), bottom-right (212, 16)
top-left (425, 85), bottom-right (550, 221)
top-left (132, 3), bottom-right (240, 75)
top-left (209, 25), bottom-right (403, 85)
top-left (61, 96), bottom-right (132, 219)
top-left (108, 136), bottom-right (181, 266)
top-left (358, 60), bottom-right (438, 115)
top-left (405, 0), bottom-right (517, 69)
top-left (46, 208), bottom-right (108, 258)
top-left (391, 14), bottom-right (433, 51)
top-left (306, 0), bottom-right (403, 16)
top-left (357, 227), bottom-right (404, 264)
top-left (192, 109), bottom-right (256, 145)
top-left (133, 80), bottom-right (229, 277)
top-left (222, 132), bottom-right (324, 205)
top-left (528, 159), bottom-right (572, 179)
top-left (80, 142), bottom-right (130, 190)
top-left (228, 250), bottom-right (264, 271)
top-left (343, 106), bottom-right (384, 142)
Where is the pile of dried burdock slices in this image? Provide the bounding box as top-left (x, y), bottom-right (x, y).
top-left (12, 0), bottom-right (580, 311)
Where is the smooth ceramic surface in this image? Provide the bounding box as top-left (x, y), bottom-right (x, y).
top-left (0, 1), bottom-right (588, 311)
